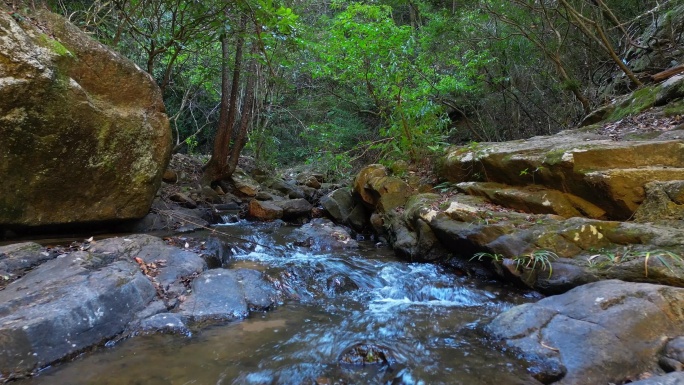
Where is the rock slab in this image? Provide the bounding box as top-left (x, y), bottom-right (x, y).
top-left (488, 280), bottom-right (684, 385)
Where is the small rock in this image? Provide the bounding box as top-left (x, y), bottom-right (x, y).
top-left (138, 313), bottom-right (191, 336)
top-left (248, 200), bottom-right (284, 221)
top-left (162, 169), bottom-right (178, 183)
top-left (169, 192), bottom-right (197, 209)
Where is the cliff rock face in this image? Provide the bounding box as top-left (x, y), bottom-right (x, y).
top-left (0, 7), bottom-right (171, 230)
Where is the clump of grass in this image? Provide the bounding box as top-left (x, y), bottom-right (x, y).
top-left (586, 247), bottom-right (684, 277)
top-left (470, 252), bottom-right (503, 262)
top-left (514, 250), bottom-right (559, 278)
top-left (470, 249), bottom-right (558, 277)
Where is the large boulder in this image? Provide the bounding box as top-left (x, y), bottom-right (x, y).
top-left (488, 280), bottom-right (684, 385)
top-left (437, 134), bottom-right (684, 220)
top-left (0, 7), bottom-right (171, 230)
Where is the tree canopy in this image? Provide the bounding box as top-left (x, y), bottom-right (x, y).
top-left (45, 0), bottom-right (683, 180)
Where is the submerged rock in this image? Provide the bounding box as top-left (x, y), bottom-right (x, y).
top-left (488, 280), bottom-right (684, 385)
top-left (339, 343), bottom-right (395, 366)
top-left (628, 372), bottom-right (684, 385)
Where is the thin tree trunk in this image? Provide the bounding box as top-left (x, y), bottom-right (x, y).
top-left (202, 13), bottom-right (247, 185)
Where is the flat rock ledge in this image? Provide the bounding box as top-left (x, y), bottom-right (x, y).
top-left (487, 280), bottom-right (684, 385)
top-left (0, 235), bottom-right (276, 381)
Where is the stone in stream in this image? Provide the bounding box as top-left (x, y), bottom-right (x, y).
top-left (273, 198), bottom-right (313, 221)
top-left (290, 218), bottom-right (358, 251)
top-left (137, 313), bottom-right (191, 337)
top-left (487, 280), bottom-right (684, 385)
top-left (248, 199), bottom-right (284, 221)
top-left (0, 253), bottom-right (156, 380)
top-left (338, 343), bottom-right (395, 366)
top-left (178, 268), bottom-right (277, 324)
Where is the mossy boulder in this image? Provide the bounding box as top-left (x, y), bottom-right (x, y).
top-left (0, 7), bottom-right (171, 230)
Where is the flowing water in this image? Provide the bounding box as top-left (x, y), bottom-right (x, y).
top-left (18, 221), bottom-right (541, 385)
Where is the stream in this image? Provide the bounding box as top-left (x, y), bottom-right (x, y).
top-left (17, 220), bottom-right (542, 385)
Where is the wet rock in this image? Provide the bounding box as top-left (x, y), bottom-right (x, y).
top-left (628, 372), bottom-right (684, 385)
top-left (178, 268), bottom-right (276, 324)
top-left (88, 235), bottom-right (207, 299)
top-left (291, 218), bottom-right (358, 251)
top-left (248, 199), bottom-right (284, 221)
top-left (0, 7), bottom-right (171, 230)
top-left (130, 207), bottom-right (211, 233)
top-left (138, 313), bottom-right (191, 336)
top-left (326, 274), bottom-right (359, 295)
top-left (0, 254), bottom-right (156, 380)
top-left (201, 236), bottom-right (233, 268)
top-left (0, 234), bottom-right (210, 380)
top-left (488, 280), bottom-right (684, 385)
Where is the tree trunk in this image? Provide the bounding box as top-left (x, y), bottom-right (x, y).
top-left (201, 13), bottom-right (247, 186)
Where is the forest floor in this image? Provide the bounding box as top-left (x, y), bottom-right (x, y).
top-left (593, 105), bottom-right (684, 141)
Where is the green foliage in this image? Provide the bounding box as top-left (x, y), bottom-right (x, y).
top-left (514, 250), bottom-right (558, 278)
top-left (48, 0), bottom-right (679, 180)
top-left (470, 249), bottom-right (558, 277)
top-left (470, 252), bottom-right (504, 263)
top-left (184, 135), bottom-right (199, 154)
top-left (309, 1), bottom-right (490, 162)
top-left (587, 247), bottom-right (684, 277)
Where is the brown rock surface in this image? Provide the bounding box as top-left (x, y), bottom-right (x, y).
top-left (0, 7), bottom-right (171, 229)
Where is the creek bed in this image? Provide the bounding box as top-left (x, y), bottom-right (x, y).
top-left (17, 221), bottom-right (541, 385)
